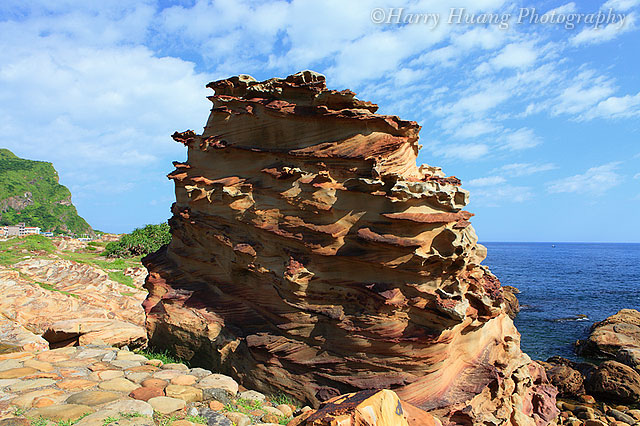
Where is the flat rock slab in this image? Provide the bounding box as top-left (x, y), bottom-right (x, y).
top-left (30, 403), bottom-right (94, 421)
top-left (195, 374), bottom-right (238, 395)
top-left (104, 399), bottom-right (154, 416)
top-left (66, 390), bottom-right (121, 406)
top-left (147, 395), bottom-right (186, 414)
top-left (98, 377), bottom-right (139, 393)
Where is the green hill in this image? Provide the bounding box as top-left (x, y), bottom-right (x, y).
top-left (0, 148), bottom-right (93, 235)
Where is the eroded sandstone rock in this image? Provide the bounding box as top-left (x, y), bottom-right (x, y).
top-left (577, 309), bottom-right (640, 367)
top-left (143, 71), bottom-right (556, 425)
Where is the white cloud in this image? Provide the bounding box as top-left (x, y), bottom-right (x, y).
top-left (544, 3), bottom-right (577, 16)
top-left (634, 173), bottom-right (640, 179)
top-left (490, 42), bottom-right (538, 70)
top-left (429, 143), bottom-right (490, 161)
top-left (571, 13), bottom-right (636, 46)
top-left (500, 128), bottom-right (542, 150)
top-left (547, 162), bottom-right (623, 195)
top-left (466, 176), bottom-right (506, 187)
top-left (551, 71), bottom-right (616, 117)
top-left (469, 185), bottom-right (534, 206)
top-left (602, 0), bottom-right (640, 11)
top-left (493, 163), bottom-right (557, 177)
top-left (453, 120), bottom-right (499, 138)
top-left (584, 92), bottom-right (640, 119)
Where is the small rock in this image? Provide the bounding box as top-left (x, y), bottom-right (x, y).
top-left (189, 367), bottom-right (212, 378)
top-left (209, 400), bottom-right (224, 410)
top-left (627, 409), bottom-right (640, 421)
top-left (148, 396), bottom-right (186, 414)
top-left (102, 352), bottom-right (117, 362)
top-left (239, 390), bottom-right (265, 402)
top-left (263, 406), bottom-right (285, 417)
top-left (301, 406), bottom-right (312, 412)
top-left (30, 404), bottom-right (95, 421)
top-left (66, 390), bottom-right (121, 406)
top-left (0, 367), bottom-right (38, 379)
top-left (579, 394), bottom-right (597, 404)
top-left (276, 404), bottom-right (293, 417)
top-left (98, 377), bottom-right (139, 393)
top-left (146, 359), bottom-right (163, 367)
top-left (126, 371), bottom-right (151, 383)
top-left (90, 369), bottom-right (124, 381)
top-left (142, 378), bottom-right (168, 389)
top-left (162, 363), bottom-right (189, 371)
top-left (584, 420), bottom-right (607, 426)
top-left (608, 408), bottom-right (636, 425)
top-left (74, 409), bottom-right (119, 426)
top-left (171, 374), bottom-right (197, 386)
top-left (8, 378), bottom-right (56, 392)
top-left (200, 408), bottom-right (233, 426)
top-left (129, 386), bottom-right (165, 401)
top-left (261, 413), bottom-right (279, 423)
top-left (187, 407), bottom-right (199, 416)
top-left (104, 399), bottom-right (154, 417)
top-left (57, 379), bottom-right (97, 391)
top-left (153, 370), bottom-right (185, 381)
top-left (223, 412), bottom-right (250, 426)
top-left (170, 421), bottom-right (192, 426)
top-left (0, 419), bottom-right (30, 426)
top-left (165, 384), bottom-right (203, 402)
top-left (23, 359), bottom-right (54, 372)
top-left (110, 360), bottom-right (142, 369)
top-left (196, 374), bottom-right (238, 395)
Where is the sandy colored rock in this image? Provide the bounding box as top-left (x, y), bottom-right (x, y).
top-left (104, 399), bottom-right (154, 416)
top-left (57, 378), bottom-right (98, 390)
top-left (98, 377), bottom-right (139, 393)
top-left (8, 378), bottom-right (55, 392)
top-left (210, 400), bottom-right (224, 410)
top-left (578, 309), bottom-right (640, 361)
top-left (153, 369), bottom-right (184, 381)
top-left (142, 378), bottom-right (168, 388)
top-left (125, 371), bottom-right (151, 383)
top-left (194, 374), bottom-right (238, 394)
top-left (10, 388), bottom-right (66, 408)
top-left (288, 389), bottom-right (436, 426)
top-left (142, 71), bottom-right (557, 425)
top-left (165, 384), bottom-right (203, 402)
top-left (147, 396), bottom-right (186, 413)
top-left (23, 359), bottom-right (54, 372)
top-left (0, 367), bottom-right (37, 379)
top-left (276, 404), bottom-right (293, 417)
top-left (162, 363), bottom-right (189, 371)
top-left (171, 374), bottom-right (197, 386)
top-left (89, 369), bottom-right (124, 381)
top-left (30, 404), bottom-right (95, 421)
top-left (66, 390), bottom-right (121, 406)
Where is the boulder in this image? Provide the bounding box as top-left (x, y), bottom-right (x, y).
top-left (585, 360), bottom-right (640, 403)
top-left (142, 71), bottom-right (556, 426)
top-left (577, 309), bottom-right (640, 363)
top-left (542, 357), bottom-right (585, 397)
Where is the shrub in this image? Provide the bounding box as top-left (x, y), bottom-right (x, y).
top-left (102, 223), bottom-right (170, 258)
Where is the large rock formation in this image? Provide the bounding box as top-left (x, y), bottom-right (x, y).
top-left (143, 71), bottom-right (557, 425)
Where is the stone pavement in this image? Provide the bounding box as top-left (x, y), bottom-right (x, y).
top-left (0, 344), bottom-right (298, 426)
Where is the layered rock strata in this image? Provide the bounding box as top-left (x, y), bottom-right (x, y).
top-left (143, 71), bottom-right (557, 425)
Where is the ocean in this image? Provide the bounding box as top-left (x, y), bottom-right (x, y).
top-left (482, 242), bottom-right (640, 362)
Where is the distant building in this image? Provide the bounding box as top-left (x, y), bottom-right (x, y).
top-left (41, 232), bottom-right (54, 237)
top-left (2, 223), bottom-right (41, 237)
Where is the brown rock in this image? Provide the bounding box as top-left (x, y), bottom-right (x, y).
top-left (57, 379), bottom-right (98, 391)
top-left (129, 386), bottom-right (165, 401)
top-left (586, 360), bottom-right (640, 403)
top-left (171, 374), bottom-right (197, 386)
top-left (142, 71), bottom-right (556, 426)
top-left (577, 309), bottom-right (640, 362)
top-left (210, 400), bottom-right (225, 411)
top-left (142, 378), bottom-right (168, 388)
top-left (165, 384), bottom-right (203, 402)
top-left (30, 404), bottom-right (94, 421)
top-left (546, 364), bottom-right (585, 397)
top-left (0, 367), bottom-right (37, 379)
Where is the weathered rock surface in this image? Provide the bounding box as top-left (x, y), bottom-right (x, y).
top-left (585, 360), bottom-right (640, 403)
top-left (577, 309), bottom-right (640, 369)
top-left (288, 389), bottom-right (438, 426)
top-left (0, 257), bottom-right (147, 349)
top-left (143, 71), bottom-right (557, 425)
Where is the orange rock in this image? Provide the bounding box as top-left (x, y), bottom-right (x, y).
top-left (57, 379), bottom-right (97, 391)
top-left (129, 386), bottom-right (165, 402)
top-left (289, 390), bottom-right (437, 426)
top-left (209, 400), bottom-right (224, 411)
top-left (33, 398), bottom-right (55, 408)
top-left (141, 378), bottom-right (168, 389)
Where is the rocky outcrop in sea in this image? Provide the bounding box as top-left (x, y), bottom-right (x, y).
top-left (142, 70), bottom-right (558, 425)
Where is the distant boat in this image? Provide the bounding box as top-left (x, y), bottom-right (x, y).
top-left (551, 244), bottom-right (556, 248)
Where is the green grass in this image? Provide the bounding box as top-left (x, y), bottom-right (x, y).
top-left (108, 271), bottom-right (135, 288)
top-left (102, 416), bottom-right (119, 426)
top-left (119, 412), bottom-right (145, 419)
top-left (29, 417), bottom-right (47, 426)
top-left (269, 392), bottom-right (300, 408)
top-left (185, 415), bottom-right (207, 424)
top-left (0, 234), bottom-right (55, 265)
top-left (225, 398), bottom-right (264, 414)
top-left (59, 250), bottom-right (142, 272)
top-left (134, 348), bottom-right (185, 366)
top-left (35, 281), bottom-right (79, 298)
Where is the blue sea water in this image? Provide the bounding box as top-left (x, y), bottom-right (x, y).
top-left (482, 242), bottom-right (640, 362)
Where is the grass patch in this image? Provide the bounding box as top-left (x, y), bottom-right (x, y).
top-left (134, 348), bottom-right (186, 366)
top-left (225, 398), bottom-right (264, 414)
top-left (35, 281), bottom-right (79, 298)
top-left (29, 417), bottom-right (48, 426)
top-left (269, 392), bottom-right (299, 408)
top-left (120, 291), bottom-right (135, 297)
top-left (108, 271), bottom-right (135, 288)
top-left (185, 415), bottom-right (207, 424)
top-left (0, 235), bottom-right (55, 265)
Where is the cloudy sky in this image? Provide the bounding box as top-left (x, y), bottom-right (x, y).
top-left (1, 0), bottom-right (638, 242)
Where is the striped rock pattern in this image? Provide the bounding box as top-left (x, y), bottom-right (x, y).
top-left (142, 71), bottom-right (557, 425)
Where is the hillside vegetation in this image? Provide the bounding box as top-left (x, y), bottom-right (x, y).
top-left (0, 148), bottom-right (92, 235)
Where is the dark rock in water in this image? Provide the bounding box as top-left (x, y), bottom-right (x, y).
top-left (585, 360), bottom-right (640, 403)
top-left (576, 309), bottom-right (640, 362)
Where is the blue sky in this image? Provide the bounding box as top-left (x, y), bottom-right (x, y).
top-left (0, 0), bottom-right (638, 242)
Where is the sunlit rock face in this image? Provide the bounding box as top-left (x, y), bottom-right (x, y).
top-left (143, 71), bottom-right (557, 425)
